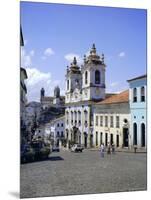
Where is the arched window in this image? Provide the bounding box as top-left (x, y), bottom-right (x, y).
top-left (141, 86), bottom-right (145, 102)
top-left (95, 70), bottom-right (100, 84)
top-left (133, 123), bottom-right (137, 145)
top-left (85, 71), bottom-right (88, 84)
top-left (141, 123), bottom-right (145, 147)
top-left (67, 80), bottom-right (69, 90)
top-left (133, 88), bottom-right (137, 102)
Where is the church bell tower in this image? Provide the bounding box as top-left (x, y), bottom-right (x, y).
top-left (81, 44), bottom-right (106, 101)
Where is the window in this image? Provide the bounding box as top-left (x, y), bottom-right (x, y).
top-left (67, 80), bottom-right (69, 90)
top-left (100, 116), bottom-right (103, 127)
top-left (61, 131), bottom-right (64, 137)
top-left (85, 71), bottom-right (88, 84)
top-left (61, 123), bottom-right (63, 127)
top-left (141, 86), bottom-right (145, 102)
top-left (57, 131), bottom-right (59, 137)
top-left (110, 116), bottom-right (114, 127)
top-left (133, 88), bottom-right (137, 102)
top-left (133, 123), bottom-right (137, 145)
top-left (141, 123), bottom-right (145, 147)
top-left (57, 123), bottom-right (59, 127)
top-left (105, 116), bottom-right (108, 127)
top-left (95, 70), bottom-right (100, 84)
top-left (116, 116), bottom-right (120, 128)
top-left (96, 116), bottom-right (98, 126)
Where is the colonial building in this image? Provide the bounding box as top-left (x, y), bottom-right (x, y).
top-left (20, 27), bottom-right (28, 144)
top-left (65, 44), bottom-right (106, 148)
top-left (127, 75), bottom-right (147, 149)
top-left (40, 86), bottom-right (65, 109)
top-left (49, 116), bottom-right (65, 146)
top-left (93, 90), bottom-right (130, 148)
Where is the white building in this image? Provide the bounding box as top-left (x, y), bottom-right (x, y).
top-left (49, 116), bottom-right (65, 146)
top-left (65, 44), bottom-right (106, 148)
top-left (93, 90), bottom-right (130, 148)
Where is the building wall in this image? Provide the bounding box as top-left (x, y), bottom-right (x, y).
top-left (50, 117), bottom-right (65, 145)
top-left (93, 103), bottom-right (130, 148)
top-left (128, 77), bottom-right (147, 148)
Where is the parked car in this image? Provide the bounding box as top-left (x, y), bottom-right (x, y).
top-left (52, 145), bottom-right (60, 152)
top-left (31, 140), bottom-right (51, 160)
top-left (71, 144), bottom-right (84, 152)
top-left (21, 144), bottom-right (35, 163)
top-left (21, 140), bottom-right (51, 163)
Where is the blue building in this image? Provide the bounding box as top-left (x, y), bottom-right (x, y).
top-left (127, 75), bottom-right (147, 149)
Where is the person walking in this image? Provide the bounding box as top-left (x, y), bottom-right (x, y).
top-left (107, 142), bottom-right (111, 154)
top-left (100, 143), bottom-right (105, 158)
top-left (111, 143), bottom-right (115, 154)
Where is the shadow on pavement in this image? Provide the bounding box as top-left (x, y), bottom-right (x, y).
top-left (48, 156), bottom-right (64, 161)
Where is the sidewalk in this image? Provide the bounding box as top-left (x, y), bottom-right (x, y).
top-left (89, 147), bottom-right (147, 153)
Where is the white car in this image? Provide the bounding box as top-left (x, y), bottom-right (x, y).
top-left (71, 144), bottom-right (84, 152)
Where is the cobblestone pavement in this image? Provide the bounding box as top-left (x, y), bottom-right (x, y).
top-left (20, 150), bottom-right (147, 198)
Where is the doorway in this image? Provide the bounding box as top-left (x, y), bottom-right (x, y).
top-left (123, 128), bottom-right (129, 147)
top-left (141, 123), bottom-right (145, 147)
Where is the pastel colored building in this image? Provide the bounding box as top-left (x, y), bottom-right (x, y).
top-left (93, 90), bottom-right (130, 148)
top-left (127, 75), bottom-right (147, 149)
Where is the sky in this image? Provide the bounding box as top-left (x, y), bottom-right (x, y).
top-left (20, 1), bottom-right (147, 102)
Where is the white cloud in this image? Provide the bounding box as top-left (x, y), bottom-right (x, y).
top-left (21, 49), bottom-right (32, 67)
top-left (26, 68), bottom-right (51, 87)
top-left (65, 53), bottom-right (83, 65)
top-left (110, 82), bottom-right (119, 87)
top-left (44, 48), bottom-right (55, 56)
top-left (118, 52), bottom-right (126, 57)
top-left (25, 67), bottom-right (63, 102)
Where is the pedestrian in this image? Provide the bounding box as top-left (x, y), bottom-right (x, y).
top-left (111, 143), bottom-right (115, 154)
top-left (100, 143), bottom-right (105, 158)
top-left (107, 142), bottom-right (111, 154)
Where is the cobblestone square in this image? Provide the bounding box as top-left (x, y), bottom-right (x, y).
top-left (20, 150), bottom-right (147, 198)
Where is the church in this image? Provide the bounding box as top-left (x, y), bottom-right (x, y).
top-left (40, 86), bottom-right (65, 109)
top-left (65, 44), bottom-right (116, 148)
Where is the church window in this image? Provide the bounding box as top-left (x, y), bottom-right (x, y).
top-left (141, 86), bottom-right (145, 102)
top-left (133, 88), bottom-right (137, 102)
top-left (85, 71), bottom-right (88, 84)
top-left (95, 70), bottom-right (100, 84)
top-left (67, 80), bottom-right (69, 90)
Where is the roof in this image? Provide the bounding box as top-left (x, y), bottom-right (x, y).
top-left (42, 97), bottom-right (53, 101)
top-left (127, 74), bottom-right (147, 82)
top-left (50, 115), bottom-right (65, 123)
top-left (96, 90), bottom-right (129, 105)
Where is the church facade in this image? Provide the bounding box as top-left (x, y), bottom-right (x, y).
top-left (40, 86), bottom-right (65, 109)
top-left (65, 44), bottom-right (106, 148)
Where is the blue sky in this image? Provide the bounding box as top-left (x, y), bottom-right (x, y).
top-left (20, 1), bottom-right (147, 102)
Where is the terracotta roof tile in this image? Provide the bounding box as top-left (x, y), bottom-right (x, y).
top-left (97, 90), bottom-right (129, 105)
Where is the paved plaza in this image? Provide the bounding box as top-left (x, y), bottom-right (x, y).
top-left (20, 150), bottom-right (147, 198)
